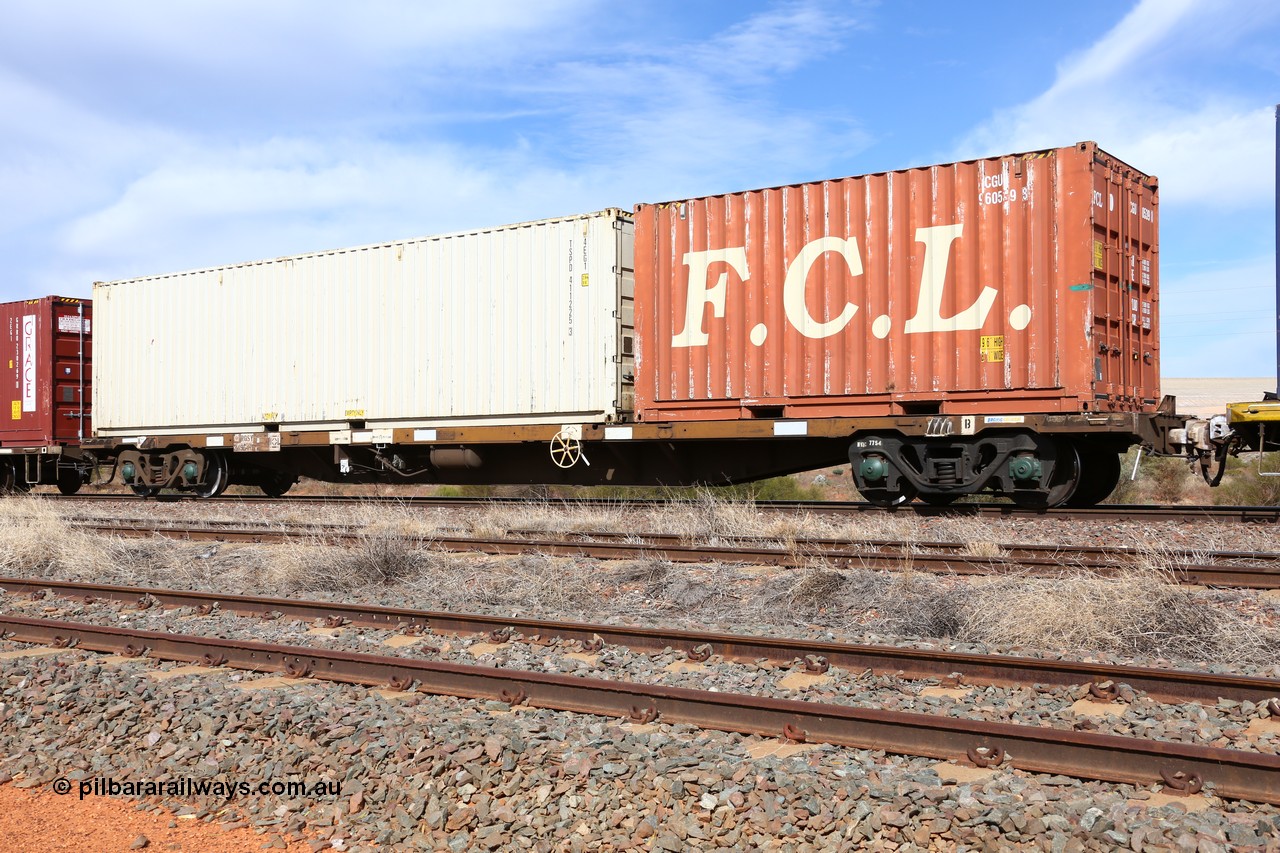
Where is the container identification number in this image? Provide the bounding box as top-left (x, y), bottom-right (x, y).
top-left (980, 186), bottom-right (1030, 206)
top-left (978, 174), bottom-right (1029, 206)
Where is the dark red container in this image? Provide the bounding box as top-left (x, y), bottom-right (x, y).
top-left (0, 296), bottom-right (92, 447)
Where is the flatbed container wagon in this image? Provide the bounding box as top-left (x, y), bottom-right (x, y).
top-left (74, 143), bottom-right (1204, 506)
top-left (0, 296), bottom-right (95, 493)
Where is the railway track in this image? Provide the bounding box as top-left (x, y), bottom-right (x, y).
top-left (57, 513), bottom-right (1280, 565)
top-left (48, 492), bottom-right (1280, 523)
top-left (1, 581), bottom-right (1277, 804)
top-left (46, 517), bottom-right (1280, 589)
top-left (3, 576), bottom-right (1278, 707)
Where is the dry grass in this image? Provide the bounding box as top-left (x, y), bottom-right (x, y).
top-left (955, 567), bottom-right (1277, 664)
top-left (0, 497), bottom-right (80, 574)
top-left (275, 530), bottom-right (435, 593)
top-left (641, 491), bottom-right (767, 539)
top-left (738, 561), bottom-right (1280, 667)
top-left (420, 552), bottom-right (606, 616)
top-left (0, 497), bottom-right (283, 592)
top-left (459, 499), bottom-right (638, 539)
top-left (959, 540), bottom-right (1007, 559)
top-left (745, 568), bottom-right (974, 639)
top-left (773, 569), bottom-right (848, 618)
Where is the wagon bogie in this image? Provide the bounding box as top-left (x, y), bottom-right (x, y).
top-left (846, 423), bottom-right (1134, 508)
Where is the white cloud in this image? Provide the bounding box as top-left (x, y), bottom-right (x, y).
top-left (0, 68), bottom-right (176, 230)
top-left (956, 0), bottom-right (1279, 378)
top-left (510, 0), bottom-right (869, 195)
top-left (0, 0), bottom-right (600, 172)
top-left (958, 0), bottom-right (1278, 208)
top-left (0, 0), bottom-right (605, 296)
top-left (0, 1), bottom-right (590, 85)
top-left (1042, 0), bottom-right (1197, 94)
top-left (691, 1), bottom-right (860, 79)
top-left (60, 139), bottom-right (595, 276)
top-left (2, 0), bottom-right (878, 306)
top-left (32, 1), bottom-right (872, 287)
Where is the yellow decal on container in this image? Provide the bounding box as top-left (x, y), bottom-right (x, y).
top-left (1093, 241), bottom-right (1105, 270)
top-left (344, 409), bottom-right (365, 419)
top-left (581, 273), bottom-right (590, 287)
top-left (11, 401), bottom-right (20, 419)
top-left (262, 412), bottom-right (279, 422)
top-left (980, 335), bottom-right (1005, 363)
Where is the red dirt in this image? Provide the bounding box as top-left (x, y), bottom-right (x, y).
top-left (0, 783), bottom-right (312, 852)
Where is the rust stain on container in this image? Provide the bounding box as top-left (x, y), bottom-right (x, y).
top-left (634, 142), bottom-right (1159, 420)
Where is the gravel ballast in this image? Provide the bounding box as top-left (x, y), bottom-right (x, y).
top-left (4, 495), bottom-right (1280, 848)
top-left (5, 593), bottom-right (1280, 757)
top-left (3, 647), bottom-right (1279, 851)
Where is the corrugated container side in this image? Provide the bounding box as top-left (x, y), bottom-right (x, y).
top-left (93, 211), bottom-right (633, 434)
top-left (0, 296), bottom-right (92, 446)
top-left (634, 142), bottom-right (1158, 420)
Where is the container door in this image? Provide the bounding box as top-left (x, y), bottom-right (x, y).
top-left (51, 299), bottom-right (91, 443)
top-left (615, 217), bottom-right (636, 415)
top-left (1089, 163), bottom-right (1159, 409)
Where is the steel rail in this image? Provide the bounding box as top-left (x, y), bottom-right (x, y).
top-left (520, 529), bottom-right (1280, 567)
top-left (58, 514), bottom-right (1280, 568)
top-left (50, 493), bottom-right (1280, 523)
top-left (1, 614), bottom-right (1276, 804)
top-left (58, 520), bottom-right (1280, 589)
top-left (3, 576), bottom-right (1278, 706)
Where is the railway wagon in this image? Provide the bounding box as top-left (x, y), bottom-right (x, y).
top-left (0, 296), bottom-right (95, 494)
top-left (79, 142), bottom-right (1203, 505)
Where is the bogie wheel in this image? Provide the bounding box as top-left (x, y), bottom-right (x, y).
top-left (193, 452), bottom-right (230, 499)
top-left (917, 492), bottom-right (960, 506)
top-left (0, 461), bottom-right (15, 494)
top-left (56, 467), bottom-right (85, 496)
top-left (259, 474), bottom-right (297, 498)
top-left (130, 485), bottom-right (161, 498)
top-left (1065, 447), bottom-right (1122, 507)
top-left (1010, 441), bottom-right (1080, 509)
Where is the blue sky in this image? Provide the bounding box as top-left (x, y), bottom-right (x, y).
top-left (1, 0), bottom-right (1277, 378)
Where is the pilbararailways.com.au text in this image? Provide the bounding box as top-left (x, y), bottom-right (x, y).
top-left (53, 776), bottom-right (342, 801)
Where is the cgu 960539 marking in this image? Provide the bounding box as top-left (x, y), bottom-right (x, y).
top-left (671, 223), bottom-right (1031, 348)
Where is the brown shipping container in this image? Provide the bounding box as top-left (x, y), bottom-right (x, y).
top-left (634, 142), bottom-right (1158, 421)
top-left (0, 296), bottom-right (92, 446)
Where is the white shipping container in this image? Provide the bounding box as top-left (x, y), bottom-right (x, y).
top-left (93, 210), bottom-right (635, 435)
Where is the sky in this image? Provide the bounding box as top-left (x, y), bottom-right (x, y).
top-left (1, 0), bottom-right (1277, 379)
